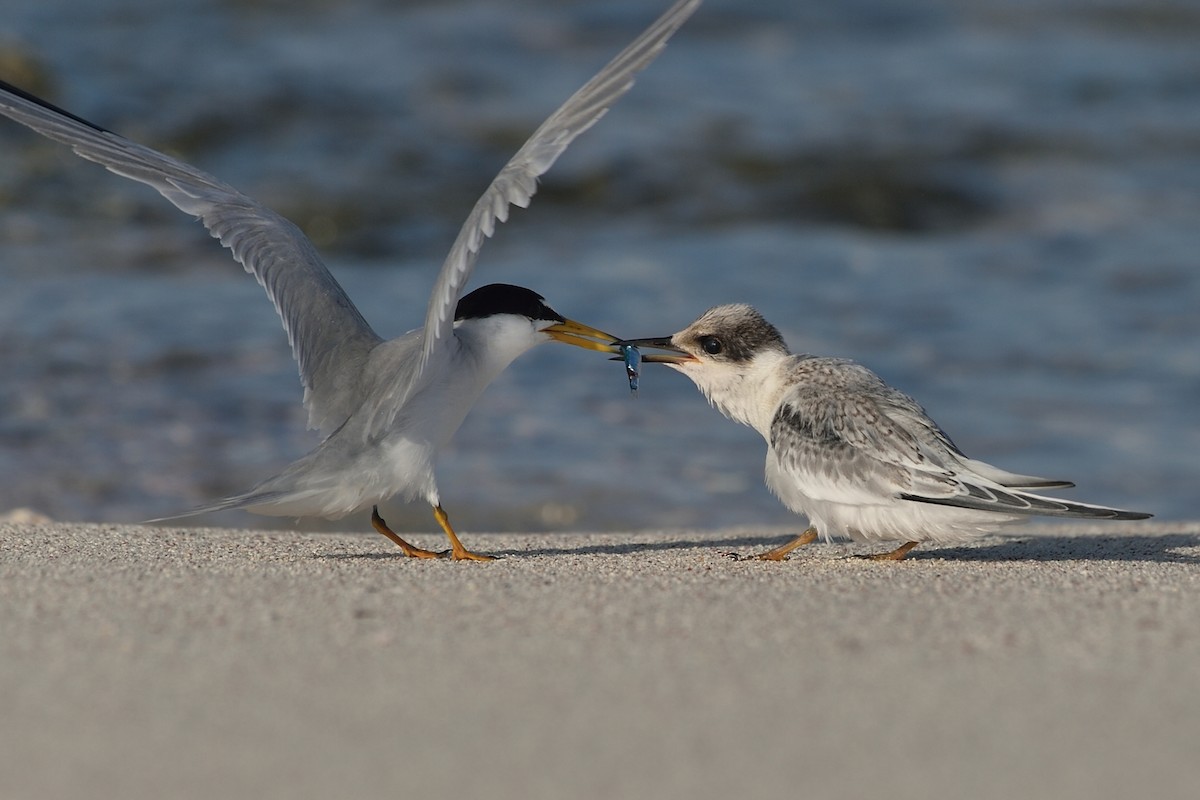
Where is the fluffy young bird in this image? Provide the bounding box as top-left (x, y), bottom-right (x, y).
top-left (626, 304), bottom-right (1151, 561)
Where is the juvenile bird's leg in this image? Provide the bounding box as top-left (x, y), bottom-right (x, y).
top-left (861, 541), bottom-right (918, 561)
top-left (754, 527), bottom-right (819, 561)
top-left (371, 506), bottom-right (445, 559)
top-left (433, 504), bottom-right (496, 562)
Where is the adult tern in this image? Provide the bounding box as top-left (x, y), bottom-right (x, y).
top-left (0, 0), bottom-right (701, 559)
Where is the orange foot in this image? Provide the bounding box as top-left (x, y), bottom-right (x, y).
top-left (857, 541), bottom-right (918, 561)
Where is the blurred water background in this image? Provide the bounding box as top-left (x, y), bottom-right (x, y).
top-left (1, 0), bottom-right (1198, 533)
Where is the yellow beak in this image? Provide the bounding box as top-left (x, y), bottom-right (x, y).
top-left (544, 318), bottom-right (623, 353)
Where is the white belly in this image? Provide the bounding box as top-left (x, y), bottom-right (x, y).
top-left (764, 449), bottom-right (1017, 544)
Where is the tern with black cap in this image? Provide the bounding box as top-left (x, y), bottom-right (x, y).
top-left (0, 0), bottom-right (702, 560)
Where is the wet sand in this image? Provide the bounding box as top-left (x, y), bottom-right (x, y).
top-left (2, 520), bottom-right (1198, 799)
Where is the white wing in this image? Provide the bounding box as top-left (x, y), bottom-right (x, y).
top-left (417, 0), bottom-right (701, 371)
top-left (0, 0), bottom-right (700, 440)
top-left (0, 80), bottom-right (381, 437)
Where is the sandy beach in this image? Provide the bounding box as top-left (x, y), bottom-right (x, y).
top-left (1, 520), bottom-right (1197, 799)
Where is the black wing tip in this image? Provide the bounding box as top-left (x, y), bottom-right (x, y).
top-left (1022, 480), bottom-right (1076, 490)
top-left (901, 492), bottom-right (1153, 521)
top-left (0, 77), bottom-right (112, 134)
top-left (1110, 510), bottom-right (1154, 521)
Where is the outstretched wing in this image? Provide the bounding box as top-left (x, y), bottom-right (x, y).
top-left (0, 80), bottom-right (382, 436)
top-left (417, 0), bottom-right (701, 372)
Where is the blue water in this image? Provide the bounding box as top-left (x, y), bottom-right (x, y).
top-left (2, 0), bottom-right (1198, 531)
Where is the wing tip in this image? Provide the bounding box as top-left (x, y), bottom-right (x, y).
top-left (900, 491), bottom-right (1154, 521)
top-left (0, 78), bottom-right (112, 134)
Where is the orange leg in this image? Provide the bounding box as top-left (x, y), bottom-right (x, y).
top-left (433, 504), bottom-right (496, 562)
top-left (754, 527), bottom-right (819, 561)
top-left (860, 541), bottom-right (919, 561)
top-left (727, 527), bottom-right (818, 561)
top-left (371, 506), bottom-right (445, 559)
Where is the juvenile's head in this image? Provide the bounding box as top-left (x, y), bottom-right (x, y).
top-left (621, 304), bottom-right (792, 429)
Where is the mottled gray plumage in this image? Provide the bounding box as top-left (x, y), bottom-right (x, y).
top-left (625, 303), bottom-right (1151, 560)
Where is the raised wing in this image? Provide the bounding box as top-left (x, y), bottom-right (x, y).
top-left (0, 80), bottom-right (382, 436)
top-left (417, 0), bottom-right (701, 373)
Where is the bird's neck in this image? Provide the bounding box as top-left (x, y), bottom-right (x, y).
top-left (452, 317), bottom-right (543, 387)
top-left (694, 351), bottom-right (793, 438)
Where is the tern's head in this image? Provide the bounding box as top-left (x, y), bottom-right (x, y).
top-left (619, 304), bottom-right (791, 428)
top-left (453, 284), bottom-right (619, 363)
top-left (622, 304), bottom-right (789, 368)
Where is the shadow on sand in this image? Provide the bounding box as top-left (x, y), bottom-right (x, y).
top-left (316, 530), bottom-right (1200, 565)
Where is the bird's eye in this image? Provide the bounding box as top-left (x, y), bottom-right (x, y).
top-left (701, 337), bottom-right (723, 355)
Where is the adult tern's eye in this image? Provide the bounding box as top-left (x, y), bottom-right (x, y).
top-left (701, 337), bottom-right (723, 355)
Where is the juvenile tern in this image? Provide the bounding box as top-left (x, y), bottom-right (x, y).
top-left (624, 304), bottom-right (1151, 561)
top-left (0, 0), bottom-right (701, 560)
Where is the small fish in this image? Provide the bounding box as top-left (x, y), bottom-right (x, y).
top-left (620, 343), bottom-right (641, 395)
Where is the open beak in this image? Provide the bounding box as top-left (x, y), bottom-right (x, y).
top-left (610, 336), bottom-right (696, 364)
top-left (544, 318), bottom-right (623, 353)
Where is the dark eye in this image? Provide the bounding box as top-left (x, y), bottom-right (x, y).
top-left (701, 337), bottom-right (723, 355)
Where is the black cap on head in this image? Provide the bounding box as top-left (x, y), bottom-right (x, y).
top-left (454, 284), bottom-right (565, 323)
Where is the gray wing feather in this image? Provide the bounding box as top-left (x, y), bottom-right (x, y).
top-left (956, 458), bottom-right (1073, 490)
top-left (772, 358), bottom-right (1150, 521)
top-left (0, 80), bottom-right (382, 436)
top-left (359, 0), bottom-right (700, 439)
top-left (1, 0), bottom-right (700, 440)
top-left (899, 487), bottom-right (1151, 520)
top-left (416, 0), bottom-right (701, 373)
top-left (770, 360), bottom-right (964, 500)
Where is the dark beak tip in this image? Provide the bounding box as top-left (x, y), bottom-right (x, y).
top-left (616, 336), bottom-right (685, 352)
